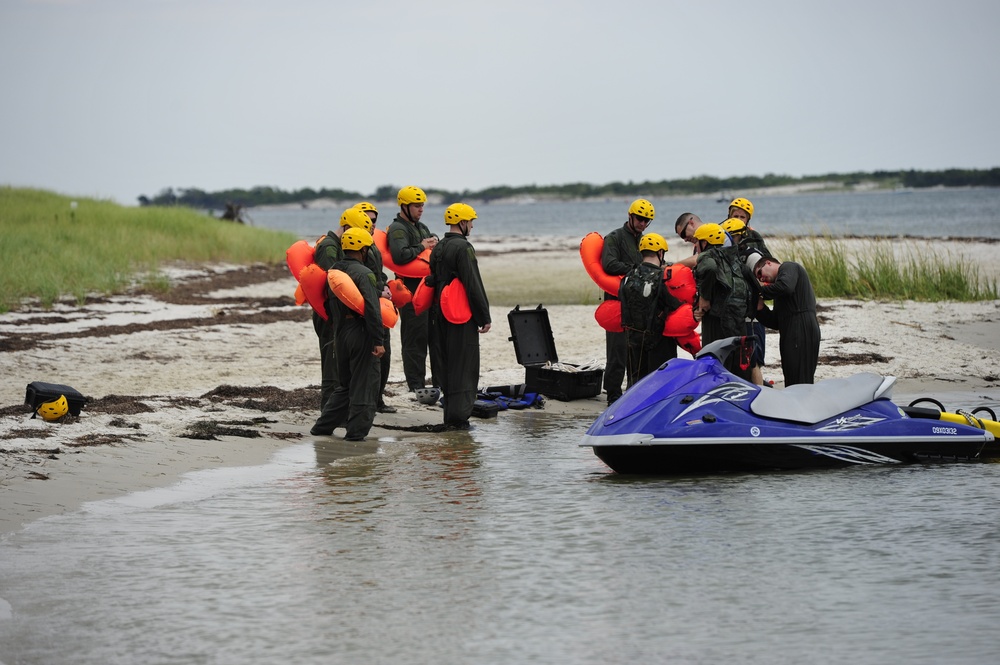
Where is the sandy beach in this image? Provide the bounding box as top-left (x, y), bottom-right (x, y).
top-left (2, 237), bottom-right (999, 535)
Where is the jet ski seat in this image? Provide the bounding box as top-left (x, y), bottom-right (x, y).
top-left (749, 373), bottom-right (896, 425)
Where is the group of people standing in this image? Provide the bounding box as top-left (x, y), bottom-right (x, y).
top-left (302, 188), bottom-right (822, 441)
top-left (602, 196), bottom-right (822, 403)
top-left (308, 186), bottom-right (491, 441)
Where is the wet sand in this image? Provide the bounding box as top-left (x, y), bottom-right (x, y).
top-left (2, 240), bottom-right (999, 535)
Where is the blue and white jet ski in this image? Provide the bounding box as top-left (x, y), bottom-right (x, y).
top-left (581, 336), bottom-right (999, 474)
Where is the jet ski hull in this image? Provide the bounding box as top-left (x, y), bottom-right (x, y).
top-left (581, 338), bottom-right (998, 474)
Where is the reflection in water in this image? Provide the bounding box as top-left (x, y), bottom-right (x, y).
top-left (2, 413), bottom-right (1000, 664)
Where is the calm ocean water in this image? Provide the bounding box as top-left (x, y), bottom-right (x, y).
top-left (2, 188), bottom-right (1000, 663)
top-left (3, 406), bottom-right (1000, 664)
top-left (246, 188), bottom-right (1000, 241)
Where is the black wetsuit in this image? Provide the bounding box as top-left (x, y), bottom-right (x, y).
top-left (755, 261), bottom-right (821, 386)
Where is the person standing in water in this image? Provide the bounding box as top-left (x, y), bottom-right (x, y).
top-left (427, 203), bottom-right (491, 429)
top-left (387, 186), bottom-right (438, 392)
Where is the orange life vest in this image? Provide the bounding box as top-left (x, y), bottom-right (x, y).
top-left (373, 229), bottom-right (431, 278)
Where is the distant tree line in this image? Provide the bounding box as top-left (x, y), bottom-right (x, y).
top-left (138, 168), bottom-right (1000, 209)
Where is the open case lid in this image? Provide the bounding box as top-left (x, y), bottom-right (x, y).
top-left (507, 304), bottom-right (558, 366)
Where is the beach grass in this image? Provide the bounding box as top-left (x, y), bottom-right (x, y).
top-left (0, 187), bottom-right (297, 311)
top-left (778, 238), bottom-right (998, 301)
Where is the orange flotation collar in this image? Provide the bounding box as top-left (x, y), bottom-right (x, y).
top-left (286, 239), bottom-right (316, 281)
top-left (663, 302), bottom-right (697, 337)
top-left (373, 229), bottom-right (431, 278)
top-left (411, 276), bottom-right (435, 316)
top-left (440, 279), bottom-right (472, 324)
top-left (387, 278), bottom-right (412, 307)
top-left (664, 263), bottom-right (697, 304)
top-left (326, 269), bottom-right (364, 315)
top-left (594, 299), bottom-right (623, 333)
top-left (676, 331), bottom-right (702, 356)
top-left (580, 232), bottom-right (622, 296)
top-left (298, 263), bottom-right (329, 320)
top-left (380, 298), bottom-right (398, 328)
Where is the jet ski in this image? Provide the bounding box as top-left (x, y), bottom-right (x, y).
top-left (581, 336), bottom-right (1000, 474)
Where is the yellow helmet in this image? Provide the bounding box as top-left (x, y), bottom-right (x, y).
top-left (444, 202), bottom-right (477, 225)
top-left (354, 201), bottom-right (378, 214)
top-left (341, 228), bottom-right (374, 251)
top-left (397, 186), bottom-right (427, 206)
top-left (37, 394), bottom-right (69, 421)
top-left (693, 223), bottom-right (727, 246)
top-left (728, 197), bottom-right (754, 219)
top-left (628, 198), bottom-right (655, 220)
top-left (638, 232), bottom-right (668, 253)
top-left (720, 218), bottom-right (747, 234)
top-left (340, 207), bottom-right (373, 232)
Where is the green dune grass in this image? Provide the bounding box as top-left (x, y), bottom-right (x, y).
top-left (1, 187), bottom-right (297, 311)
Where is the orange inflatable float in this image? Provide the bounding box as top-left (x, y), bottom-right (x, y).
top-left (411, 277), bottom-right (435, 316)
top-left (579, 232), bottom-right (622, 296)
top-left (373, 229), bottom-right (431, 278)
top-left (298, 263), bottom-right (330, 320)
top-left (286, 239), bottom-right (315, 281)
top-left (380, 298), bottom-right (398, 328)
top-left (387, 278), bottom-right (412, 307)
top-left (676, 331), bottom-right (702, 356)
top-left (440, 280), bottom-right (472, 324)
top-left (663, 302), bottom-right (697, 337)
top-left (594, 299), bottom-right (623, 333)
top-left (326, 269), bottom-right (364, 315)
top-left (664, 263), bottom-right (697, 304)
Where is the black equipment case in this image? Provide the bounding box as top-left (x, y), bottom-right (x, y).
top-left (506, 305), bottom-right (603, 401)
top-left (25, 381), bottom-right (87, 416)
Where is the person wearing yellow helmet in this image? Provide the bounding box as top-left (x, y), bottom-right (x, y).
top-left (427, 202), bottom-right (492, 429)
top-left (306, 206), bottom-right (381, 423)
top-left (600, 198), bottom-right (655, 403)
top-left (727, 197), bottom-right (754, 222)
top-left (723, 199), bottom-right (773, 386)
top-left (354, 201), bottom-right (378, 225)
top-left (354, 201), bottom-right (396, 413)
top-left (619, 232), bottom-right (683, 385)
top-left (692, 223), bottom-right (755, 381)
top-left (388, 185), bottom-right (439, 392)
top-left (311, 228), bottom-right (385, 440)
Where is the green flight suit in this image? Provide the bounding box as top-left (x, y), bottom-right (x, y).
top-left (387, 214), bottom-right (437, 391)
top-left (312, 255), bottom-right (383, 440)
top-left (427, 232), bottom-right (491, 427)
top-left (601, 224), bottom-right (642, 402)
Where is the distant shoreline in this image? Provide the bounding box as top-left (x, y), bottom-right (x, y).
top-left (251, 182), bottom-right (1000, 212)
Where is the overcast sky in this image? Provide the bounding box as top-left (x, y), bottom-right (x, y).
top-left (2, 0), bottom-right (997, 205)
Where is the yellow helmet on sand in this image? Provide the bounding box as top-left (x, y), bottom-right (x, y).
top-left (628, 198), bottom-right (655, 220)
top-left (721, 218), bottom-right (747, 234)
top-left (397, 186), bottom-right (427, 206)
top-left (693, 223), bottom-right (727, 246)
top-left (638, 233), bottom-right (668, 253)
top-left (444, 203), bottom-right (477, 225)
top-left (728, 197), bottom-right (754, 219)
top-left (341, 228), bottom-right (374, 251)
top-left (340, 207), bottom-right (373, 232)
top-left (37, 394), bottom-right (68, 421)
